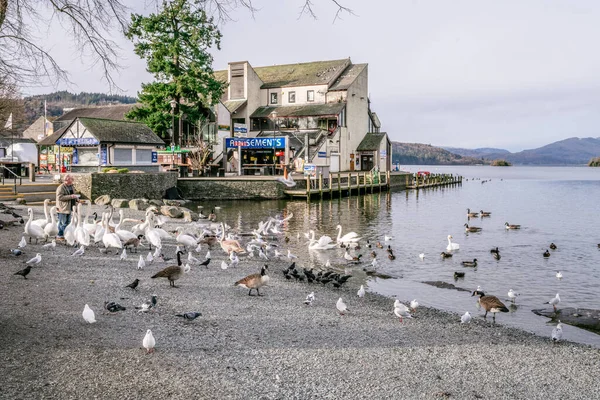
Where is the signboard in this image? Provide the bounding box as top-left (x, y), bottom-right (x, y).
top-left (100, 144), bottom-right (108, 165)
top-left (225, 137), bottom-right (286, 149)
top-left (380, 150), bottom-right (387, 157)
top-left (303, 163), bottom-right (316, 178)
top-left (218, 124), bottom-right (231, 131)
top-left (318, 151), bottom-right (327, 158)
top-left (57, 137), bottom-right (99, 146)
top-left (151, 151), bottom-right (158, 163)
top-left (233, 123), bottom-right (248, 133)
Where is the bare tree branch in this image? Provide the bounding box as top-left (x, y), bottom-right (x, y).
top-left (298, 0), bottom-right (354, 22)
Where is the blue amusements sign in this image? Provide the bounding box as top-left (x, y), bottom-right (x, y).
top-left (57, 137), bottom-right (100, 146)
top-left (225, 137), bottom-right (286, 149)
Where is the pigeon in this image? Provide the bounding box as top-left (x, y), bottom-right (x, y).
top-left (126, 279), bottom-right (140, 290)
top-left (18, 236), bottom-right (27, 249)
top-left (82, 304), bottom-right (96, 323)
top-left (135, 295), bottom-right (157, 312)
top-left (545, 293), bottom-right (561, 311)
top-left (137, 255), bottom-right (145, 270)
top-left (199, 258), bottom-right (211, 268)
top-left (26, 253), bottom-right (42, 265)
top-left (14, 265), bottom-right (32, 279)
top-left (104, 301), bottom-right (126, 313)
top-left (461, 311), bottom-right (472, 324)
top-left (42, 240), bottom-right (56, 251)
top-left (221, 260), bottom-right (228, 270)
top-left (120, 248), bottom-right (127, 261)
top-left (336, 297), bottom-right (348, 315)
top-left (304, 292), bottom-right (315, 305)
top-left (552, 320), bottom-right (563, 344)
top-left (10, 249), bottom-right (22, 256)
top-left (175, 312), bottom-right (202, 321)
top-left (146, 252), bottom-right (153, 263)
top-left (410, 299), bottom-right (419, 312)
top-left (357, 285), bottom-right (365, 298)
top-left (188, 252), bottom-right (199, 263)
top-left (143, 329), bottom-right (155, 353)
top-left (71, 245), bottom-right (85, 257)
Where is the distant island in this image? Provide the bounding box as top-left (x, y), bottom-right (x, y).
top-left (491, 159), bottom-right (512, 166)
top-left (589, 157), bottom-right (600, 167)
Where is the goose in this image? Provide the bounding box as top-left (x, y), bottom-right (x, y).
top-left (492, 251), bottom-right (501, 261)
top-left (102, 215), bottom-right (123, 253)
top-left (74, 204), bottom-right (90, 246)
top-left (335, 225), bottom-right (361, 244)
top-left (218, 222), bottom-right (245, 254)
top-left (151, 251), bottom-right (184, 287)
top-left (466, 208), bottom-right (479, 218)
top-left (505, 222), bottom-right (521, 230)
top-left (43, 207), bottom-right (58, 239)
top-left (446, 235), bottom-right (459, 251)
top-left (549, 243), bottom-right (557, 250)
top-left (544, 293), bottom-right (560, 311)
top-left (24, 208), bottom-right (46, 244)
top-left (64, 208), bottom-right (77, 246)
top-left (471, 291), bottom-right (509, 321)
top-left (479, 210), bottom-right (491, 217)
top-left (464, 223), bottom-right (482, 233)
top-left (123, 235), bottom-right (143, 253)
top-left (176, 227), bottom-right (198, 251)
top-left (507, 289), bottom-right (519, 303)
top-left (440, 251), bottom-right (453, 258)
top-left (551, 321), bottom-right (563, 344)
top-left (234, 264), bottom-right (269, 296)
top-left (31, 199), bottom-right (51, 228)
top-left (461, 258), bottom-right (478, 267)
top-left (543, 249), bottom-right (551, 258)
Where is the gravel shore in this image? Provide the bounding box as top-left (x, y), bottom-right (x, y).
top-left (1, 204), bottom-right (599, 400)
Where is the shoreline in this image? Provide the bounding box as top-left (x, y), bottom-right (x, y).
top-left (1, 204), bottom-right (599, 399)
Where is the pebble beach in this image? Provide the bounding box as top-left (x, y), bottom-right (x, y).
top-left (1, 204), bottom-right (599, 400)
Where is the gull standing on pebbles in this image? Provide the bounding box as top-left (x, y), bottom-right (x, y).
top-left (304, 292), bottom-right (315, 305)
top-left (26, 253), bottom-right (42, 265)
top-left (357, 285), bottom-right (365, 298)
top-left (153, 247), bottom-right (162, 259)
top-left (410, 299), bottom-right (419, 312)
top-left (18, 236), bottom-right (27, 249)
top-left (143, 329), bottom-right (155, 354)
top-left (43, 240), bottom-right (56, 251)
top-left (137, 255), bottom-right (145, 270)
top-left (71, 245), bottom-right (85, 257)
top-left (552, 321), bottom-right (563, 344)
top-left (461, 311), bottom-right (472, 324)
top-left (336, 297), bottom-right (348, 315)
top-left (120, 248), bottom-right (127, 261)
top-left (188, 252), bottom-right (199, 264)
top-left (287, 250), bottom-right (298, 260)
top-left (205, 250), bottom-right (211, 260)
top-left (221, 260), bottom-right (229, 270)
top-left (230, 252), bottom-right (239, 267)
top-left (82, 304), bottom-right (96, 323)
top-left (393, 300), bottom-right (413, 322)
top-left (146, 252), bottom-right (153, 264)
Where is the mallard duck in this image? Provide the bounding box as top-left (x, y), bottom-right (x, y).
top-left (466, 208), bottom-right (479, 218)
top-left (461, 258), bottom-right (478, 267)
top-left (151, 251), bottom-right (184, 287)
top-left (505, 222), bottom-right (521, 230)
top-left (471, 290), bottom-right (509, 320)
top-left (234, 265), bottom-right (270, 296)
top-left (549, 243), bottom-right (557, 250)
top-left (387, 252), bottom-right (395, 260)
top-left (464, 223), bottom-right (482, 233)
top-left (376, 242), bottom-right (384, 249)
top-left (543, 249), bottom-right (551, 258)
top-left (479, 210), bottom-right (492, 217)
top-left (440, 252), bottom-right (453, 258)
top-left (453, 271), bottom-right (465, 278)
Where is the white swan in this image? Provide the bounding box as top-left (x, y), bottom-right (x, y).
top-left (176, 227), bottom-right (198, 250)
top-left (276, 173), bottom-right (296, 188)
top-left (24, 208), bottom-right (46, 243)
top-left (144, 215), bottom-right (162, 250)
top-left (219, 222), bottom-right (245, 254)
top-left (43, 206), bottom-right (58, 239)
top-left (446, 235), bottom-right (460, 251)
top-left (31, 199), bottom-right (51, 228)
top-left (115, 209), bottom-right (138, 242)
top-left (308, 230), bottom-right (337, 250)
top-left (102, 214), bottom-right (123, 253)
top-left (83, 201), bottom-right (97, 236)
top-left (64, 209), bottom-right (77, 246)
top-left (74, 203), bottom-right (90, 246)
top-left (94, 213), bottom-right (107, 244)
top-left (335, 225), bottom-right (361, 244)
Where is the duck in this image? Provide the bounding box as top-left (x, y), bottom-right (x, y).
top-left (549, 243), bottom-right (557, 250)
top-left (376, 242), bottom-right (384, 249)
top-left (446, 235), bottom-right (459, 251)
top-left (461, 258), bottom-right (478, 267)
top-left (387, 252), bottom-right (395, 260)
top-left (505, 222), bottom-right (521, 230)
top-left (543, 249), bottom-right (551, 258)
top-left (466, 208), bottom-right (479, 218)
top-left (464, 223), bottom-right (482, 233)
top-left (453, 271), bottom-right (465, 278)
top-left (440, 251), bottom-right (453, 258)
top-left (471, 291), bottom-right (509, 321)
top-left (234, 264), bottom-right (270, 296)
top-left (151, 251), bottom-right (184, 287)
top-left (479, 210), bottom-right (492, 217)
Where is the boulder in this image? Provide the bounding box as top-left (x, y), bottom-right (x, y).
top-left (161, 205), bottom-right (183, 218)
top-left (94, 194), bottom-right (111, 206)
top-left (111, 198), bottom-right (129, 208)
top-left (129, 199), bottom-right (149, 211)
top-left (180, 207), bottom-right (199, 222)
top-left (148, 199), bottom-right (164, 207)
top-left (164, 199), bottom-right (185, 207)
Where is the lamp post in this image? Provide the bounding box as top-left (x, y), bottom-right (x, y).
top-left (270, 111), bottom-right (277, 175)
top-left (169, 99), bottom-right (177, 170)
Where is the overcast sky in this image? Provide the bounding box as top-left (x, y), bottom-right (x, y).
top-left (25, 0), bottom-right (600, 152)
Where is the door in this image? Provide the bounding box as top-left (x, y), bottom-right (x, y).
top-left (361, 154), bottom-right (374, 171)
top-left (330, 153), bottom-right (340, 173)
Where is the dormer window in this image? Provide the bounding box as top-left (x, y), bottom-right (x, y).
top-left (288, 91), bottom-right (296, 103)
top-left (270, 92), bottom-right (278, 105)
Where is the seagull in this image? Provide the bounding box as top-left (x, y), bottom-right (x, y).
top-left (42, 240), bottom-right (56, 251)
top-left (394, 305), bottom-right (413, 322)
top-left (205, 250), bottom-right (211, 260)
top-left (71, 245), bottom-right (85, 257)
top-left (410, 299), bottom-right (419, 312)
top-left (461, 311), bottom-right (472, 324)
top-left (357, 285), bottom-right (365, 298)
top-left (508, 289), bottom-right (519, 303)
top-left (287, 250), bottom-right (298, 260)
top-left (175, 312), bottom-right (202, 321)
top-left (419, 253), bottom-right (425, 260)
top-left (146, 252), bottom-right (153, 263)
top-left (26, 253), bottom-right (42, 265)
top-left (221, 260), bottom-right (228, 270)
top-left (371, 258), bottom-right (379, 268)
top-left (120, 248), bottom-right (127, 261)
top-left (82, 304), bottom-right (96, 323)
top-left (143, 329), bottom-right (155, 354)
top-left (137, 255), bottom-right (145, 270)
top-left (188, 252), bottom-right (199, 263)
top-left (153, 246), bottom-right (162, 259)
top-left (325, 259), bottom-right (331, 268)
top-left (336, 297), bottom-right (348, 315)
top-left (18, 236), bottom-right (27, 249)
top-left (556, 271), bottom-right (563, 280)
top-left (552, 320), bottom-right (563, 344)
top-left (384, 235), bottom-right (393, 241)
top-left (545, 293), bottom-right (561, 311)
top-left (304, 292), bottom-right (315, 305)
top-left (230, 252), bottom-right (239, 267)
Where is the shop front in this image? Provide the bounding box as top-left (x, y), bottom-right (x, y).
top-left (224, 136), bottom-right (289, 176)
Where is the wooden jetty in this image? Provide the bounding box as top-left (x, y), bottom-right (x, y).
top-left (405, 172), bottom-right (462, 189)
top-left (284, 171), bottom-right (390, 200)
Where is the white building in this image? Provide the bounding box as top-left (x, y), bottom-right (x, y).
top-left (213, 58), bottom-right (390, 174)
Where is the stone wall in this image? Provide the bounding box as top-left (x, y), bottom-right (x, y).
top-left (69, 172), bottom-right (178, 200)
top-left (178, 177), bottom-right (288, 200)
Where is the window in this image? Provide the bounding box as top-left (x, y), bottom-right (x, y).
top-left (307, 90), bottom-right (315, 102)
top-left (288, 91), bottom-right (296, 103)
top-left (270, 92), bottom-right (278, 105)
top-left (113, 148), bottom-right (132, 164)
top-left (136, 149), bottom-right (153, 164)
top-left (77, 148), bottom-right (99, 166)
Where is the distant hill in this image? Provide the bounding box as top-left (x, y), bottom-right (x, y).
top-left (391, 142), bottom-right (484, 165)
top-left (441, 147), bottom-right (510, 158)
top-left (496, 137), bottom-right (600, 165)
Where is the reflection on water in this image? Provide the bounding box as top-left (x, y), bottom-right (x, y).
top-left (192, 166), bottom-right (600, 347)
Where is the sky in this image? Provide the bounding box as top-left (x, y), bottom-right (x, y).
top-left (23, 0), bottom-right (600, 152)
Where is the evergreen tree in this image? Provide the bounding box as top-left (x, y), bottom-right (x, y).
top-left (125, 0), bottom-right (225, 141)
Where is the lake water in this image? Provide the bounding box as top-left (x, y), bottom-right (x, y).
top-left (193, 166), bottom-right (600, 347)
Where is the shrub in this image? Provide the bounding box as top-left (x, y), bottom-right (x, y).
top-left (491, 159), bottom-right (512, 166)
top-left (102, 167), bottom-right (118, 173)
top-left (117, 168), bottom-right (129, 173)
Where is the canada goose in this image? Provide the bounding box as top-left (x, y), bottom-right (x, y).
top-left (234, 264), bottom-right (270, 296)
top-left (479, 210), bottom-right (491, 217)
top-left (471, 291), bottom-right (509, 320)
top-left (464, 223), bottom-right (482, 233)
top-left (123, 235), bottom-right (144, 252)
top-left (151, 251), bottom-right (184, 287)
top-left (461, 258), bottom-right (478, 267)
top-left (440, 251), bottom-right (453, 258)
top-left (543, 249), bottom-right (551, 258)
top-left (490, 247), bottom-right (499, 254)
top-left (549, 243), bottom-right (557, 250)
top-left (505, 222), bottom-right (521, 230)
top-left (466, 208), bottom-right (479, 218)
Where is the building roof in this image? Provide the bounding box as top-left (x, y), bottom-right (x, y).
top-left (37, 126), bottom-right (67, 146)
top-left (0, 137), bottom-right (37, 147)
top-left (223, 99), bottom-right (247, 114)
top-left (356, 132), bottom-right (387, 151)
top-left (250, 103), bottom-right (346, 119)
top-left (328, 64), bottom-right (367, 91)
top-left (55, 104), bottom-right (138, 122)
top-left (22, 116), bottom-right (53, 142)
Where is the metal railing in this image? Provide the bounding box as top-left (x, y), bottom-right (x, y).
top-left (0, 165), bottom-right (23, 194)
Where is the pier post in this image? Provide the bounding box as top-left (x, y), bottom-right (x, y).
top-left (338, 172), bottom-right (341, 197)
top-left (347, 172), bottom-right (351, 194)
top-left (319, 172), bottom-right (323, 199)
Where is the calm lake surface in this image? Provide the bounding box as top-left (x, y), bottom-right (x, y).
top-left (194, 166), bottom-right (600, 347)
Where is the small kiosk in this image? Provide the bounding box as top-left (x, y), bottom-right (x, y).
top-left (224, 136), bottom-right (290, 176)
